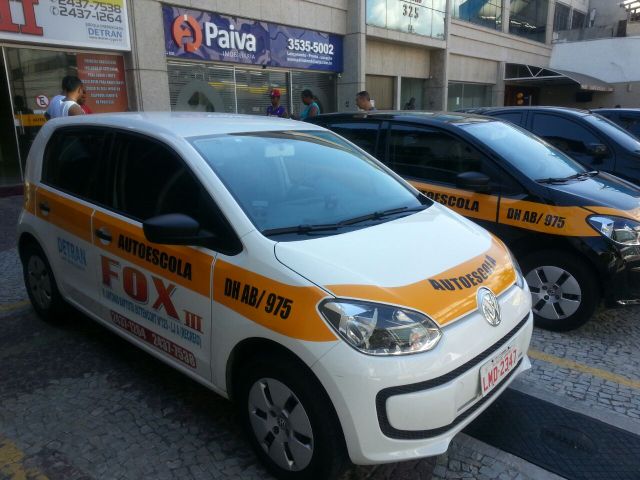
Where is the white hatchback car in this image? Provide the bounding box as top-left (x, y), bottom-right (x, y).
top-left (17, 112), bottom-right (533, 479)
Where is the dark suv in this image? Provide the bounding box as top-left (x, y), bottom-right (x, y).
top-left (592, 108), bottom-right (640, 139)
top-left (465, 107), bottom-right (640, 184)
top-left (311, 111), bottom-right (640, 331)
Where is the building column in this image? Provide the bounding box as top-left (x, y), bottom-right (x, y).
top-left (424, 1), bottom-right (450, 110)
top-left (492, 61), bottom-right (506, 106)
top-left (126, 0), bottom-right (171, 111)
top-left (502, 0), bottom-right (511, 34)
top-left (337, 0), bottom-right (366, 112)
top-left (545, 0), bottom-right (556, 45)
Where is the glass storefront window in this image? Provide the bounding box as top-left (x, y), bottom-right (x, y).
top-left (401, 77), bottom-right (426, 110)
top-left (447, 82), bottom-right (492, 110)
top-left (509, 0), bottom-right (548, 43)
top-left (167, 61), bottom-right (336, 118)
top-left (366, 0), bottom-right (446, 39)
top-left (451, 0), bottom-right (503, 31)
top-left (0, 46), bottom-right (128, 186)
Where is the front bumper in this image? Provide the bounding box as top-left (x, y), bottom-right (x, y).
top-left (312, 285), bottom-right (533, 465)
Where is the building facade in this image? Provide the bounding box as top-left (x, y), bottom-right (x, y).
top-left (1, 0), bottom-right (637, 190)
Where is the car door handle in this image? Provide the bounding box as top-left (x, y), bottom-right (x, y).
top-left (38, 202), bottom-right (50, 215)
top-left (95, 227), bottom-right (112, 243)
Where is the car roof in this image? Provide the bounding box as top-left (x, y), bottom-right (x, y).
top-left (467, 106), bottom-right (593, 116)
top-left (592, 108), bottom-right (640, 114)
top-left (44, 112), bottom-right (326, 138)
top-left (313, 110), bottom-right (497, 126)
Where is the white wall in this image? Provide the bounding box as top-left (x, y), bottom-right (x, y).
top-left (551, 37), bottom-right (640, 83)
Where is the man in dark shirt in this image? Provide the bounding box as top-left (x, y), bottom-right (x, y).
top-left (266, 89), bottom-right (287, 117)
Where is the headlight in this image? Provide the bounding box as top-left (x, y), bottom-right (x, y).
top-left (319, 300), bottom-right (442, 355)
top-left (588, 216), bottom-right (640, 246)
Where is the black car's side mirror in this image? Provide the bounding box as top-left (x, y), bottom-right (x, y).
top-left (456, 171), bottom-right (491, 193)
top-left (143, 213), bottom-right (216, 246)
top-left (586, 143), bottom-right (609, 157)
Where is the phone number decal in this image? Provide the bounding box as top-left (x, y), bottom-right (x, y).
top-left (286, 39), bottom-right (334, 55)
top-left (110, 310), bottom-right (197, 368)
top-left (51, 0), bottom-right (124, 23)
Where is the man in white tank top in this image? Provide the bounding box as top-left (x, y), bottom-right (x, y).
top-left (46, 76), bottom-right (85, 119)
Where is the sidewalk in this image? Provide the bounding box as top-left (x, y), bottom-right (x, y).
top-left (0, 195), bottom-right (28, 313)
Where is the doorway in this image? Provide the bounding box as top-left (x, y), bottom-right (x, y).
top-left (0, 49), bottom-right (22, 187)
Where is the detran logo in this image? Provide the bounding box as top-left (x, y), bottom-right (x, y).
top-left (172, 14), bottom-right (202, 53)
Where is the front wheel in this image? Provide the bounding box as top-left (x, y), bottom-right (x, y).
top-left (521, 250), bottom-right (599, 331)
top-left (236, 355), bottom-right (347, 480)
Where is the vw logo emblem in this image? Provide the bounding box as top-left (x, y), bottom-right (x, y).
top-left (478, 287), bottom-right (501, 326)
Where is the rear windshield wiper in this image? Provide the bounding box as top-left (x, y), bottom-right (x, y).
top-left (536, 170), bottom-right (599, 184)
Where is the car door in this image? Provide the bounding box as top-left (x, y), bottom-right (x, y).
top-left (92, 130), bottom-right (217, 381)
top-left (383, 123), bottom-right (502, 231)
top-left (529, 113), bottom-right (616, 173)
top-left (36, 127), bottom-right (107, 314)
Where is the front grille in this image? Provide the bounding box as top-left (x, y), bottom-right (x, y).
top-left (375, 314), bottom-right (529, 440)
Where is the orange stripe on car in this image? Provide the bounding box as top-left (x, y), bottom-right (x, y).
top-left (36, 188), bottom-right (93, 242)
top-left (92, 210), bottom-right (213, 297)
top-left (213, 260), bottom-right (337, 342)
top-left (326, 240), bottom-right (516, 327)
top-left (410, 180), bottom-right (498, 222)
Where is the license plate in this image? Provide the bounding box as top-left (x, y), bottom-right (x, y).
top-left (480, 343), bottom-right (519, 396)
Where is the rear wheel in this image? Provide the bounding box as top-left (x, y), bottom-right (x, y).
top-left (21, 243), bottom-right (66, 322)
top-left (235, 354), bottom-right (347, 480)
top-left (521, 250), bottom-right (599, 331)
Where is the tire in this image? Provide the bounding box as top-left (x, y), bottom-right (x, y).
top-left (520, 250), bottom-right (599, 331)
top-left (235, 353), bottom-right (348, 480)
top-left (21, 242), bottom-right (66, 322)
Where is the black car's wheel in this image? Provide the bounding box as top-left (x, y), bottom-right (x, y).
top-left (21, 243), bottom-right (66, 322)
top-left (236, 354), bottom-right (347, 480)
top-left (521, 250), bottom-right (599, 331)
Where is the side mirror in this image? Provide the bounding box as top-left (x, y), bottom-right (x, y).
top-left (586, 143), bottom-right (609, 157)
top-left (143, 214), bottom-right (215, 246)
top-left (456, 171), bottom-right (491, 193)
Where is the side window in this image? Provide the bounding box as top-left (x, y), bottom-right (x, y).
top-left (108, 133), bottom-right (239, 252)
top-left (619, 115), bottom-right (640, 137)
top-left (326, 122), bottom-right (380, 156)
top-left (531, 114), bottom-right (602, 155)
top-left (492, 112), bottom-right (524, 126)
top-left (42, 128), bottom-right (106, 202)
top-left (388, 124), bottom-right (492, 185)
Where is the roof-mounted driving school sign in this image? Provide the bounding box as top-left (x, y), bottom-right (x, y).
top-left (162, 5), bottom-right (343, 73)
top-left (0, 0), bottom-right (130, 51)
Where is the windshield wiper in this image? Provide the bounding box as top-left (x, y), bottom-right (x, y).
top-left (261, 205), bottom-right (428, 237)
top-left (338, 205), bottom-right (428, 226)
top-left (536, 170), bottom-right (599, 184)
top-left (261, 223), bottom-right (340, 236)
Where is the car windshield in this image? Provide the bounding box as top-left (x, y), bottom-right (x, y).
top-left (586, 114), bottom-right (640, 153)
top-left (190, 130), bottom-right (427, 237)
top-left (461, 120), bottom-right (587, 181)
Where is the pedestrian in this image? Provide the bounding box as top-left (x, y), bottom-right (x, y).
top-left (266, 88), bottom-right (287, 117)
top-left (300, 89), bottom-right (320, 120)
top-left (44, 75), bottom-right (72, 120)
top-left (78, 86), bottom-right (93, 114)
top-left (404, 97), bottom-right (416, 110)
top-left (355, 91), bottom-right (376, 111)
top-left (46, 76), bottom-right (84, 118)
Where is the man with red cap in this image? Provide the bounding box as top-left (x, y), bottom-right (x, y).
top-left (266, 88), bottom-right (288, 117)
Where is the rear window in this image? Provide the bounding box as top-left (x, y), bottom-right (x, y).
top-left (42, 128), bottom-right (106, 203)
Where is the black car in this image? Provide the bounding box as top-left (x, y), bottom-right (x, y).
top-left (463, 106), bottom-right (640, 184)
top-left (592, 108), bottom-right (640, 139)
top-left (311, 111), bottom-right (640, 331)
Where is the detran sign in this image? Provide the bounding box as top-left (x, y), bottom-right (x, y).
top-left (163, 6), bottom-right (343, 73)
